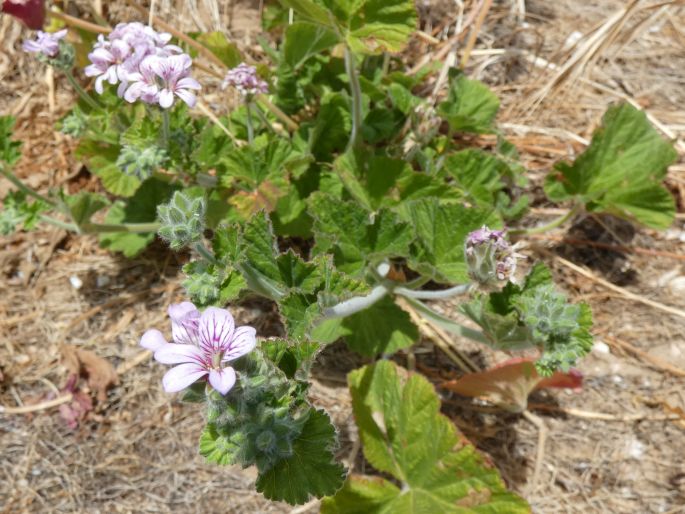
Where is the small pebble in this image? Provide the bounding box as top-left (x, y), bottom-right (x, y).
top-left (69, 276), bottom-right (83, 290)
top-left (593, 341), bottom-right (610, 354)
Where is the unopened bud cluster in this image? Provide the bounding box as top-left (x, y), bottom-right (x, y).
top-left (203, 350), bottom-right (307, 472)
top-left (515, 284), bottom-right (581, 342)
top-left (117, 144), bottom-right (168, 181)
top-left (465, 226), bottom-right (517, 288)
top-left (156, 191), bottom-right (206, 250)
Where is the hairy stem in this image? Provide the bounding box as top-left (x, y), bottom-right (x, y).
top-left (39, 214), bottom-right (79, 231)
top-left (344, 46), bottom-right (363, 150)
top-left (511, 203), bottom-right (582, 236)
top-left (64, 70), bottom-right (101, 111)
top-left (321, 285), bottom-right (388, 320)
top-left (161, 109), bottom-right (170, 146)
top-left (193, 241), bottom-right (219, 265)
top-left (245, 100), bottom-right (255, 145)
top-left (394, 283), bottom-right (472, 300)
top-left (0, 164), bottom-right (55, 207)
top-left (403, 296), bottom-right (489, 345)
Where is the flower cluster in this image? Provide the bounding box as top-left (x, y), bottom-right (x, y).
top-left (22, 29), bottom-right (67, 58)
top-left (222, 63), bottom-right (268, 97)
top-left (85, 22), bottom-right (200, 108)
top-left (465, 226), bottom-right (518, 287)
top-left (141, 302), bottom-right (256, 395)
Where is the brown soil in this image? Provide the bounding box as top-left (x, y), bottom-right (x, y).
top-left (2, 1), bottom-right (685, 513)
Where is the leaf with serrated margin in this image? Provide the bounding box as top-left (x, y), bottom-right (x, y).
top-left (309, 192), bottom-right (413, 275)
top-left (322, 361), bottom-right (530, 513)
top-left (545, 102), bottom-right (677, 229)
top-left (76, 140), bottom-right (140, 197)
top-left (397, 198), bottom-right (500, 284)
top-left (437, 70), bottom-right (500, 134)
top-left (284, 22), bottom-right (339, 69)
top-left (256, 409), bottom-right (345, 505)
top-left (64, 191), bottom-right (109, 227)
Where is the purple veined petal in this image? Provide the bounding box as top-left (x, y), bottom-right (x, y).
top-left (158, 89), bottom-right (174, 109)
top-left (169, 302), bottom-right (200, 345)
top-left (176, 76), bottom-right (201, 90)
top-left (105, 66), bottom-right (118, 85)
top-left (90, 47), bottom-right (114, 63)
top-left (162, 363), bottom-right (207, 393)
top-left (54, 29), bottom-right (68, 40)
top-left (84, 63), bottom-right (103, 78)
top-left (148, 55), bottom-right (168, 78)
top-left (208, 367), bottom-right (236, 395)
top-left (22, 40), bottom-right (40, 52)
top-left (198, 307), bottom-right (235, 354)
top-left (222, 326), bottom-right (256, 362)
top-left (124, 81), bottom-right (146, 103)
top-left (154, 343), bottom-right (205, 365)
top-left (174, 89), bottom-right (197, 108)
top-left (140, 329), bottom-right (168, 351)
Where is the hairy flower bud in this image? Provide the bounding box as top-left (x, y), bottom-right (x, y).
top-left (59, 109), bottom-right (87, 137)
top-left (156, 191), bottom-right (206, 250)
top-left (116, 144), bottom-right (167, 181)
top-left (465, 226), bottom-right (517, 288)
top-left (515, 285), bottom-right (581, 342)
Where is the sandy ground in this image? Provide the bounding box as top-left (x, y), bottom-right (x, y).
top-left (2, 1), bottom-right (685, 513)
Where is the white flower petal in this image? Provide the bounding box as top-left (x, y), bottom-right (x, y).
top-left (198, 307), bottom-right (235, 353)
top-left (222, 326), bottom-right (257, 362)
top-left (162, 363), bottom-right (207, 393)
top-left (208, 367), bottom-right (236, 395)
top-left (154, 343), bottom-right (204, 365)
top-left (140, 329), bottom-right (168, 351)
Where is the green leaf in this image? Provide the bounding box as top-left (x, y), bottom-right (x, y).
top-left (282, 0), bottom-right (416, 55)
top-left (545, 102), bottom-right (678, 229)
top-left (284, 22), bottom-right (339, 69)
top-left (99, 178), bottom-right (177, 257)
top-left (193, 32), bottom-right (242, 68)
top-left (324, 296), bottom-right (419, 356)
top-left (322, 361), bottom-right (530, 513)
top-left (0, 115), bottom-right (22, 166)
top-left (256, 409), bottom-right (345, 505)
top-left (76, 140), bottom-right (141, 197)
top-left (63, 191), bottom-right (109, 227)
top-left (0, 191), bottom-right (50, 235)
top-left (260, 339), bottom-right (320, 380)
top-left (309, 92), bottom-right (352, 161)
top-left (437, 71), bottom-right (500, 134)
top-left (309, 192), bottom-right (413, 275)
top-left (398, 198), bottom-right (500, 283)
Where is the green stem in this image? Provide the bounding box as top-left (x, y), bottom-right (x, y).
top-left (252, 102), bottom-right (278, 136)
top-left (344, 46), bottom-right (363, 150)
top-left (245, 100), bottom-right (255, 145)
top-left (404, 296), bottom-right (489, 345)
top-left (39, 214), bottom-right (78, 231)
top-left (511, 203), bottom-right (582, 236)
top-left (193, 241), bottom-right (219, 265)
top-left (64, 70), bottom-right (101, 111)
top-left (161, 109), bottom-right (170, 146)
top-left (0, 165), bottom-right (55, 207)
top-left (82, 222), bottom-right (161, 233)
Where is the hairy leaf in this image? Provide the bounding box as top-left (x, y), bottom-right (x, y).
top-left (0, 115), bottom-right (22, 166)
top-left (284, 22), bottom-right (338, 69)
top-left (545, 103), bottom-right (677, 228)
top-left (256, 409), bottom-right (345, 504)
top-left (438, 71), bottom-right (499, 134)
top-left (322, 361), bottom-right (529, 513)
top-left (398, 198), bottom-right (500, 283)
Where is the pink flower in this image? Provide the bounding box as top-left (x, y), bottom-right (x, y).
top-left (222, 63), bottom-right (268, 97)
top-left (125, 54), bottom-right (200, 108)
top-left (22, 29), bottom-right (67, 57)
top-left (140, 302), bottom-right (256, 395)
top-left (84, 36), bottom-right (132, 95)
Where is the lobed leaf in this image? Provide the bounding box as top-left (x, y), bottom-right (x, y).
top-left (322, 360), bottom-right (530, 513)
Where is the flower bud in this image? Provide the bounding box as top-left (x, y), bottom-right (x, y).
top-left (156, 191), bottom-right (206, 250)
top-left (465, 226), bottom-right (517, 288)
top-left (116, 144), bottom-right (167, 181)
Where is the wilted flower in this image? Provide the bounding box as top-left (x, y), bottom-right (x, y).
top-left (141, 302), bottom-right (256, 395)
top-left (222, 63), bottom-right (268, 97)
top-left (22, 29), bottom-right (67, 57)
top-left (465, 226), bottom-right (518, 287)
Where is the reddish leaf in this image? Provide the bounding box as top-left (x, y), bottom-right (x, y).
top-left (442, 357), bottom-right (582, 412)
top-left (2, 0), bottom-right (45, 30)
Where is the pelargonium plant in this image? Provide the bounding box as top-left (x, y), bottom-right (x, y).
top-left (1, 1), bottom-right (679, 510)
